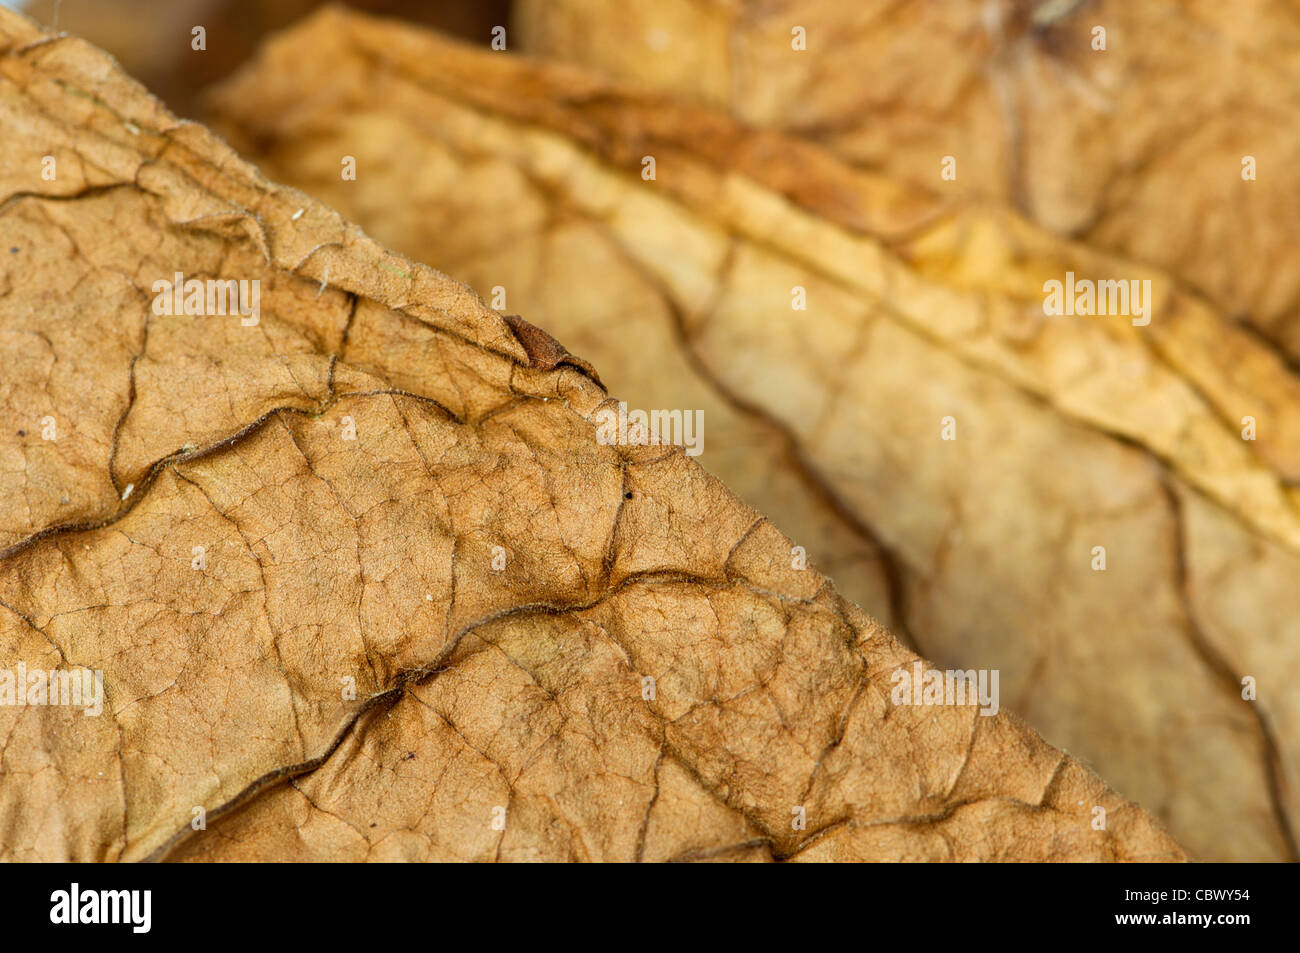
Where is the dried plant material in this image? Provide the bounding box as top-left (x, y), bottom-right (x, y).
top-left (19, 0), bottom-right (510, 117)
top-left (516, 0), bottom-right (1300, 362)
top-left (0, 8), bottom-right (1182, 863)
top-left (209, 7), bottom-right (1300, 860)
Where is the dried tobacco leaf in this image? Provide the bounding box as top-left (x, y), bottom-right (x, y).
top-left (19, 0), bottom-right (509, 117)
top-left (0, 8), bottom-right (1183, 862)
top-left (208, 7), bottom-right (1300, 860)
top-left (516, 0), bottom-right (1300, 362)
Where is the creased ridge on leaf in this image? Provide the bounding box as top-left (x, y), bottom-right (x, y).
top-left (0, 6), bottom-right (1183, 862)
top-left (203, 6), bottom-right (1300, 860)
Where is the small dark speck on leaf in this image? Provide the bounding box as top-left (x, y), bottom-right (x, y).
top-left (9, 247), bottom-right (17, 254)
top-left (624, 491), bottom-right (634, 499)
top-left (17, 430), bottom-right (25, 437)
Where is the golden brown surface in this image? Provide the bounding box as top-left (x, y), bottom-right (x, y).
top-left (518, 0), bottom-right (1300, 362)
top-left (0, 7), bottom-right (1184, 862)
top-left (20, 0), bottom-right (510, 117)
top-left (207, 7), bottom-right (1300, 860)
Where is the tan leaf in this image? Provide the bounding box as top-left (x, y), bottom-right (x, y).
top-left (208, 7), bottom-right (1300, 860)
top-left (0, 8), bottom-right (1180, 862)
top-left (18, 0), bottom-right (511, 117)
top-left (516, 0), bottom-right (1300, 363)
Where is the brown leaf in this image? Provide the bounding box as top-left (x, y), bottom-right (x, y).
top-left (0, 8), bottom-right (1181, 862)
top-left (516, 0), bottom-right (1300, 363)
top-left (19, 0), bottom-right (510, 117)
top-left (207, 7), bottom-right (1300, 860)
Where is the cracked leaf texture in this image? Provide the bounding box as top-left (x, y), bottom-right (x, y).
top-left (518, 0), bottom-right (1300, 363)
top-left (0, 8), bottom-right (1182, 862)
top-left (207, 7), bottom-right (1300, 861)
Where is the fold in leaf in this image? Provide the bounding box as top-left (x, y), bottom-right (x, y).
top-left (209, 6), bottom-right (1300, 860)
top-left (0, 8), bottom-right (1181, 861)
top-left (518, 0), bottom-right (1300, 362)
top-left (18, 0), bottom-right (511, 117)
